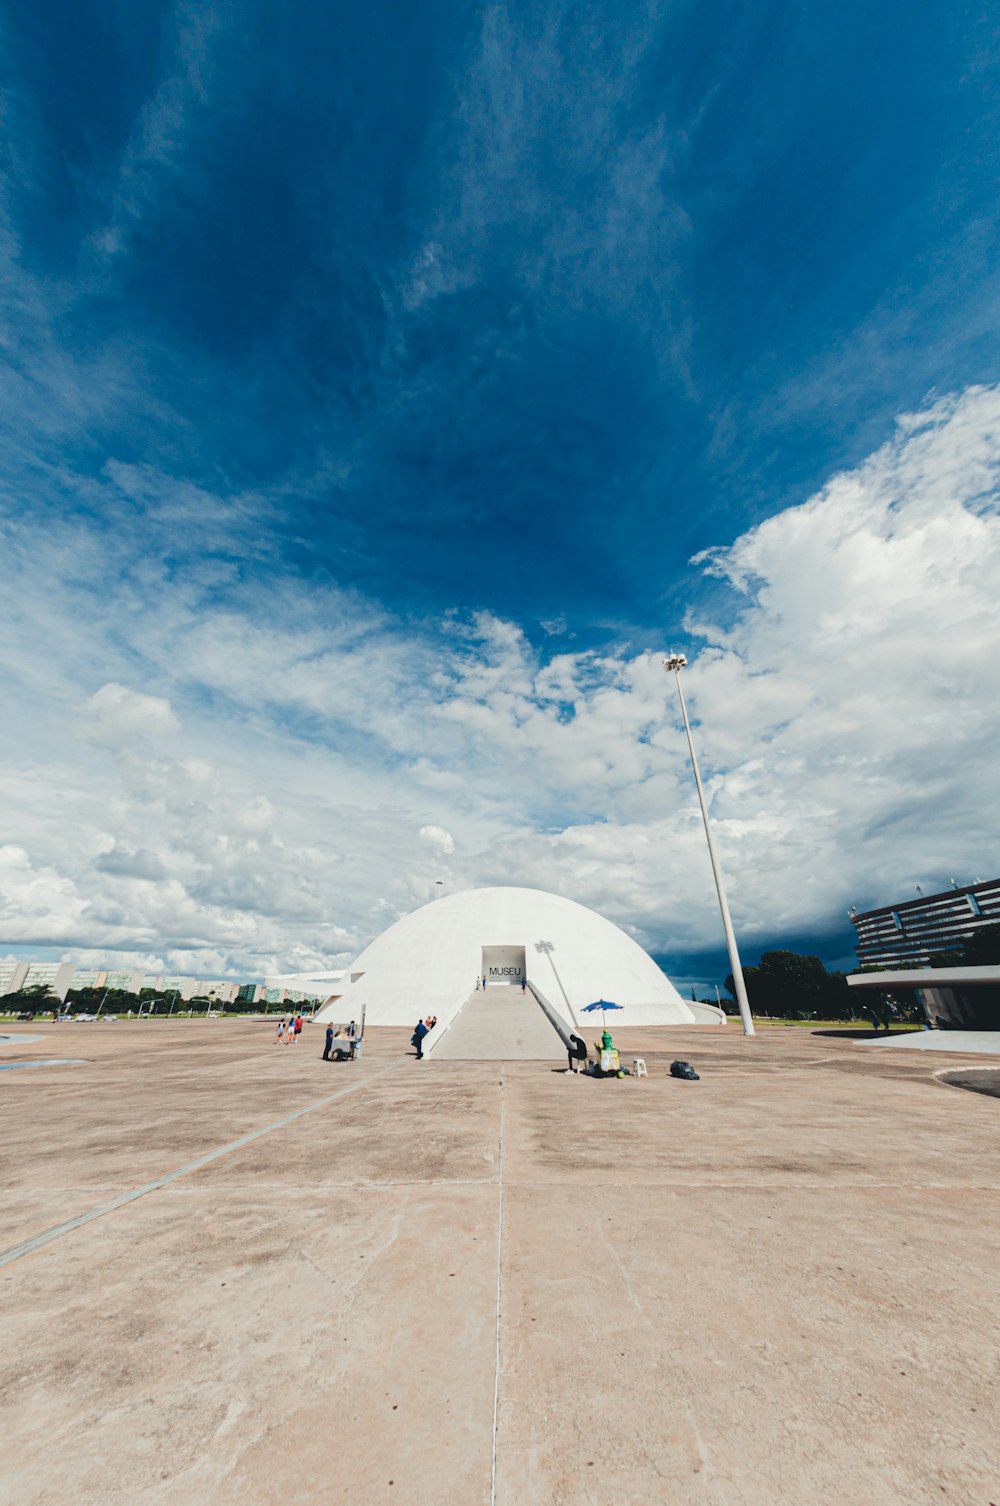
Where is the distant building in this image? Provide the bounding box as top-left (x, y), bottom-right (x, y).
top-left (0, 963), bottom-right (328, 1007)
top-left (851, 879), bottom-right (1000, 969)
top-left (0, 961), bottom-right (75, 999)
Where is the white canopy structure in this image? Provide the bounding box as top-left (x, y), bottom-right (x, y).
top-left (315, 886), bottom-right (719, 1032)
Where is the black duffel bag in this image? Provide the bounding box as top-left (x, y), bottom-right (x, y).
top-left (670, 1060), bottom-right (700, 1080)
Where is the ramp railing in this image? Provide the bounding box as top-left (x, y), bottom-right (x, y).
top-left (525, 980), bottom-right (574, 1049)
top-left (424, 990), bottom-right (477, 1056)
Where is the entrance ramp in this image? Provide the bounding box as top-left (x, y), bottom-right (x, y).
top-left (430, 985), bottom-right (566, 1061)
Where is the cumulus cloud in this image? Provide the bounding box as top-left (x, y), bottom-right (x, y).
top-left (1, 387), bottom-right (998, 977)
top-left (419, 824), bottom-right (456, 854)
top-left (0, 846), bottom-right (92, 946)
top-left (673, 384), bottom-right (1000, 932)
top-left (86, 683), bottom-right (181, 742)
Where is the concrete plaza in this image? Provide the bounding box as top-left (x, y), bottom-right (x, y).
top-left (1, 1020), bottom-right (998, 1505)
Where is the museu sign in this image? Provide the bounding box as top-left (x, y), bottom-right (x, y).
top-left (481, 944), bottom-right (527, 983)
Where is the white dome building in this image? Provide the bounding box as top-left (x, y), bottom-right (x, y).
top-left (316, 887), bottom-right (721, 1041)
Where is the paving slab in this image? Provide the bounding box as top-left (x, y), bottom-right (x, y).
top-left (496, 1183), bottom-right (999, 1505)
top-left (0, 1020), bottom-right (997, 1505)
top-left (857, 1029), bottom-right (1000, 1054)
top-left (1, 1183), bottom-right (498, 1506)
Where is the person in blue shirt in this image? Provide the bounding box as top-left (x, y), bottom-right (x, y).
top-left (412, 1017), bottom-right (435, 1059)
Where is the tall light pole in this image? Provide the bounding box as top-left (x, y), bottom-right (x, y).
top-left (663, 654), bottom-right (755, 1037)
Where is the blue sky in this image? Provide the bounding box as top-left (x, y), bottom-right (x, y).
top-left (2, 1), bottom-right (1000, 985)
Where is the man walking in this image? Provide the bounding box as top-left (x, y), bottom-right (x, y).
top-left (411, 1016), bottom-right (436, 1060)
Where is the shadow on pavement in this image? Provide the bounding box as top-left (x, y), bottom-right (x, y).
top-left (811, 1028), bottom-right (920, 1039)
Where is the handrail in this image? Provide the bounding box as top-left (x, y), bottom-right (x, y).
top-left (525, 980), bottom-right (574, 1049)
top-left (424, 991), bottom-right (475, 1055)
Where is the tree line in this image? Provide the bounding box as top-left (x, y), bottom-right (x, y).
top-left (1, 985), bottom-right (255, 1016)
top-left (722, 952), bottom-right (864, 1021)
top-left (722, 923), bottom-right (1000, 1021)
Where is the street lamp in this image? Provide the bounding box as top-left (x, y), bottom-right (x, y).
top-left (663, 654), bottom-right (755, 1037)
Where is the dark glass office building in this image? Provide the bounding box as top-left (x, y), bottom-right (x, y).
top-left (851, 879), bottom-right (1000, 968)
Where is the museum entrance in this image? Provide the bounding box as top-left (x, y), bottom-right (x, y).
top-left (481, 945), bottom-right (526, 987)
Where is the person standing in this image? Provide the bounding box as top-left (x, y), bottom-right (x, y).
top-left (323, 1023), bottom-right (334, 1060)
top-left (482, 975), bottom-right (487, 990)
top-left (520, 976), bottom-right (527, 993)
top-left (293, 1013), bottom-right (303, 1044)
top-left (412, 1016), bottom-right (437, 1059)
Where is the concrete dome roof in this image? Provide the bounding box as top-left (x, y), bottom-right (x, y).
top-left (316, 886), bottom-right (700, 1029)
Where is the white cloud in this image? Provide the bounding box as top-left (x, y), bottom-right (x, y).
top-left (0, 846), bottom-right (91, 946)
top-left (669, 384), bottom-right (1000, 935)
top-left (1, 387), bottom-right (999, 977)
top-left (419, 824), bottom-right (456, 854)
top-left (86, 683), bottom-right (181, 741)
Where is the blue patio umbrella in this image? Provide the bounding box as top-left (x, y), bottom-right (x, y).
top-left (581, 1000), bottom-right (624, 1025)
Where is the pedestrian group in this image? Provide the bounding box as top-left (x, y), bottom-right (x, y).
top-left (411, 1015), bottom-right (437, 1058)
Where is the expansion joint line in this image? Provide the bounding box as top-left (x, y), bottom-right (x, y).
top-left (490, 1064), bottom-right (505, 1506)
top-left (0, 1061), bottom-right (400, 1271)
